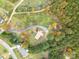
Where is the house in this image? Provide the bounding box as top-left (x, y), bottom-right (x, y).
top-left (35, 30), bottom-right (44, 40)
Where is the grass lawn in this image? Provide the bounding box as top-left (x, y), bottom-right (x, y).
top-left (0, 45), bottom-right (9, 59)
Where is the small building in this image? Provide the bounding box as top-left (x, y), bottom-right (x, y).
top-left (17, 45), bottom-right (29, 57)
top-left (35, 30), bottom-right (44, 40)
top-left (0, 17), bottom-right (4, 24)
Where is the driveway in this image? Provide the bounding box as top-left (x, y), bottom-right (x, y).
top-left (0, 39), bottom-right (17, 59)
top-left (9, 25), bottom-right (49, 35)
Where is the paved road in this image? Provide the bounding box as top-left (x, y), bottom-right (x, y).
top-left (0, 39), bottom-right (17, 59)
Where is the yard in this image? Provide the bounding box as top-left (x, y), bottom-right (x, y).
top-left (14, 49), bottom-right (48, 59)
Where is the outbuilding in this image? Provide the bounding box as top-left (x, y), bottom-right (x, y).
top-left (0, 17), bottom-right (4, 24)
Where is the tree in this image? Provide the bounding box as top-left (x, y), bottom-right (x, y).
top-left (48, 0), bottom-right (79, 59)
top-left (28, 0), bottom-right (79, 59)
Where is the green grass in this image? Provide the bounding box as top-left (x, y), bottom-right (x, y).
top-left (0, 0), bottom-right (5, 7)
top-left (0, 45), bottom-right (8, 54)
top-left (0, 45), bottom-right (5, 53)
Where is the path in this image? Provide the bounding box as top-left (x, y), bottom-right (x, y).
top-left (7, 0), bottom-right (24, 24)
top-left (14, 5), bottom-right (51, 14)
